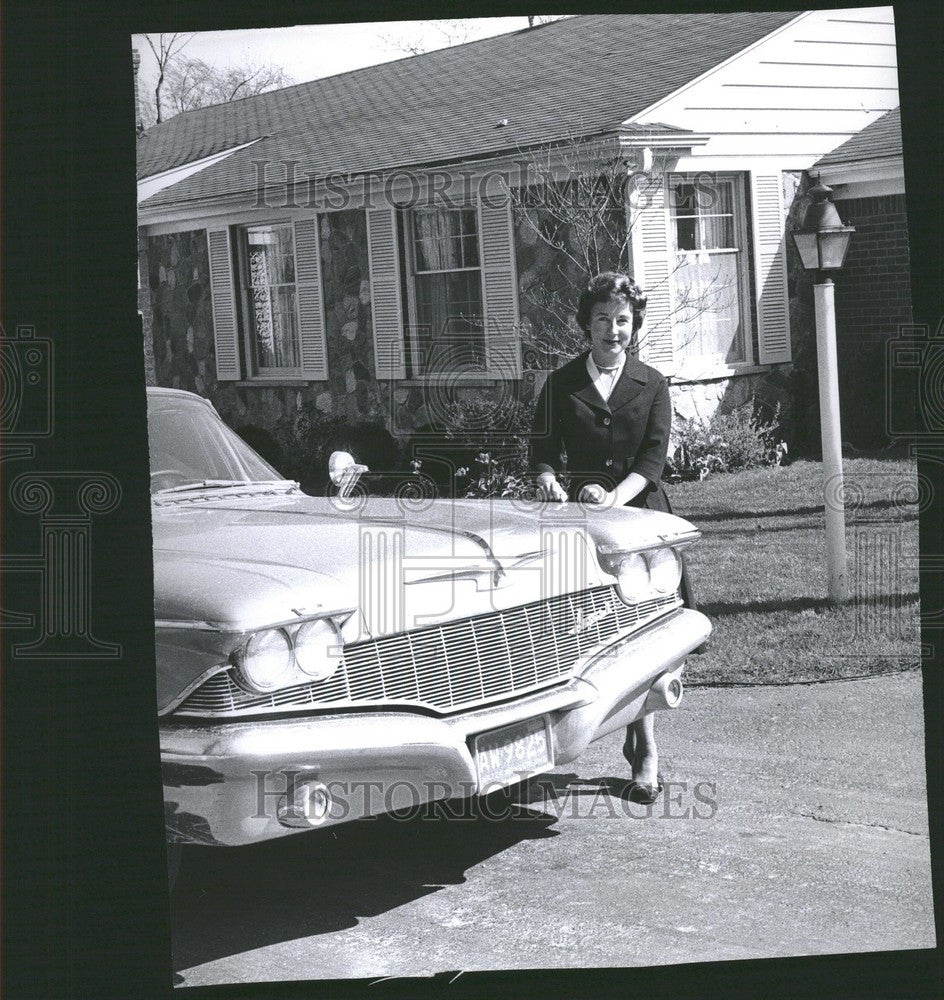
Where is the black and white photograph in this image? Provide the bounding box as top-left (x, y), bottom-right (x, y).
top-left (3, 3), bottom-right (942, 997)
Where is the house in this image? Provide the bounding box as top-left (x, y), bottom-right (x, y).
top-left (809, 107), bottom-right (914, 448)
top-left (136, 8), bottom-right (905, 473)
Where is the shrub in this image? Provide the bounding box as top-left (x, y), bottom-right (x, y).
top-left (413, 395), bottom-right (536, 499)
top-left (276, 404), bottom-right (399, 493)
top-left (665, 399), bottom-right (787, 482)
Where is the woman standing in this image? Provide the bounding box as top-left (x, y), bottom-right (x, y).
top-left (531, 272), bottom-right (693, 804)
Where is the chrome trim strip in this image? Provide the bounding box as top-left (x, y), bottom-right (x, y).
top-left (159, 662), bottom-right (233, 716)
top-left (154, 607), bottom-right (358, 636)
top-left (595, 530), bottom-right (701, 555)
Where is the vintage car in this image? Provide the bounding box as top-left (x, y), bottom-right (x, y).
top-left (150, 387), bottom-right (711, 884)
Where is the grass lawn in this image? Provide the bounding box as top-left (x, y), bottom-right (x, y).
top-left (665, 458), bottom-right (922, 685)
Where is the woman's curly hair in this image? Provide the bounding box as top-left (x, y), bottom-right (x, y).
top-left (576, 272), bottom-right (648, 335)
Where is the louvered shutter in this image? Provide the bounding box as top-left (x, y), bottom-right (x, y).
top-left (207, 228), bottom-right (240, 381)
top-left (751, 172), bottom-right (791, 364)
top-left (478, 192), bottom-right (521, 379)
top-left (366, 207), bottom-right (406, 379)
top-left (292, 218), bottom-right (329, 380)
top-left (632, 176), bottom-right (674, 371)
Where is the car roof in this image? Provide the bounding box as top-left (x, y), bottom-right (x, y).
top-left (146, 386), bottom-right (213, 404)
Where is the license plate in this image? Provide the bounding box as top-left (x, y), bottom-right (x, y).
top-left (473, 716), bottom-right (553, 790)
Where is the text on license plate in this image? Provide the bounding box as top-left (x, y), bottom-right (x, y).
top-left (473, 716), bottom-right (553, 790)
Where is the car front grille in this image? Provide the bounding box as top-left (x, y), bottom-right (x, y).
top-left (172, 585), bottom-right (681, 718)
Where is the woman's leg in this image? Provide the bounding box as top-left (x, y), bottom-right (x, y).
top-left (622, 714), bottom-right (659, 789)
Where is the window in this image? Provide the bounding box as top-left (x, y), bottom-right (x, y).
top-left (403, 207), bottom-right (485, 376)
top-left (237, 223), bottom-right (301, 375)
top-left (668, 174), bottom-right (751, 369)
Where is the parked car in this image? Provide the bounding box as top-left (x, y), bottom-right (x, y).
top-left (149, 387), bottom-right (711, 885)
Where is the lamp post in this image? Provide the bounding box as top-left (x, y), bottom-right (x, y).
top-left (792, 178), bottom-right (855, 603)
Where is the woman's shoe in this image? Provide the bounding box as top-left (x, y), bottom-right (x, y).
top-left (626, 775), bottom-right (664, 805)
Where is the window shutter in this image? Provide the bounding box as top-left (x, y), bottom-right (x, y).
top-left (207, 228), bottom-right (240, 381)
top-left (751, 172), bottom-right (791, 365)
top-left (478, 192), bottom-right (521, 379)
top-left (292, 218), bottom-right (329, 380)
top-left (630, 175), bottom-right (674, 371)
top-left (366, 207), bottom-right (406, 379)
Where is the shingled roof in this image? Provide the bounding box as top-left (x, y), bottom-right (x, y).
top-left (138, 10), bottom-right (800, 209)
top-left (814, 107), bottom-right (902, 168)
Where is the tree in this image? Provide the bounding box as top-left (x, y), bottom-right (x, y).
top-left (161, 56), bottom-right (294, 117)
top-left (143, 32), bottom-right (193, 125)
top-left (511, 137), bottom-right (735, 368)
top-left (382, 16), bottom-right (568, 56)
top-left (139, 36), bottom-right (295, 127)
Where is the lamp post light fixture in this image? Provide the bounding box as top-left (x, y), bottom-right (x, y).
top-left (791, 178), bottom-right (855, 603)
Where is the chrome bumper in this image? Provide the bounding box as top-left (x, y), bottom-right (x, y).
top-left (161, 607), bottom-right (710, 845)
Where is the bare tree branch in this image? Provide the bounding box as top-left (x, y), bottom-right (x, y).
top-left (510, 135), bottom-right (728, 367)
top-left (139, 47), bottom-right (295, 126)
top-left (382, 16), bottom-right (569, 56)
top-left (143, 32), bottom-right (193, 124)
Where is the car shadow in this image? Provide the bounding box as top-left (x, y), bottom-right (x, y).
top-left (170, 794), bottom-right (561, 973)
top-left (698, 592), bottom-right (920, 618)
top-left (506, 771), bottom-right (636, 808)
top-left (679, 496), bottom-right (918, 523)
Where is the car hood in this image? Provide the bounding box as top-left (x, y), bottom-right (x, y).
top-left (153, 492), bottom-right (695, 631)
top-left (152, 491), bottom-right (697, 712)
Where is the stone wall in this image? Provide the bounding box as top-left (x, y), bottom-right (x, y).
top-left (138, 228), bottom-right (155, 385)
top-left (147, 228), bottom-right (214, 396)
top-left (145, 216), bottom-right (403, 475)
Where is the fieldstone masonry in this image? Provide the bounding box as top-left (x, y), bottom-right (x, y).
top-left (142, 172), bottom-right (911, 469)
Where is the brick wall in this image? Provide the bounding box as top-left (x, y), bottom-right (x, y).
top-left (834, 195), bottom-right (912, 343)
top-left (832, 194), bottom-right (914, 446)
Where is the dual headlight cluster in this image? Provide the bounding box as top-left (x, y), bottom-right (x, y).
top-left (611, 546), bottom-right (682, 604)
top-left (233, 617), bottom-right (345, 694)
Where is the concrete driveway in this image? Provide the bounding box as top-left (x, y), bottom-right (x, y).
top-left (169, 671), bottom-right (935, 986)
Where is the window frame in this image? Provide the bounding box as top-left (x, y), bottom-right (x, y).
top-left (234, 220), bottom-right (305, 380)
top-left (400, 204), bottom-right (489, 382)
top-left (666, 171), bottom-right (755, 377)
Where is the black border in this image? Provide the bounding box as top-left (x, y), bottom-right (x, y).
top-left (2, 1), bottom-right (941, 997)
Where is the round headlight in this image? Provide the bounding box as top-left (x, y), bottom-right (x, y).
top-left (615, 552), bottom-right (650, 603)
top-left (648, 547), bottom-right (682, 593)
top-left (294, 618), bottom-right (342, 680)
top-left (238, 628), bottom-right (295, 692)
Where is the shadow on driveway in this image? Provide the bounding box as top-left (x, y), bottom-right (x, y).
top-left (171, 796), bottom-right (561, 973)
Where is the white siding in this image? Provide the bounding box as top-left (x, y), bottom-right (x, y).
top-left (626, 7), bottom-right (899, 166)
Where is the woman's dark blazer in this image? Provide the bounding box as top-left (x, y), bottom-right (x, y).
top-left (531, 350), bottom-right (673, 513)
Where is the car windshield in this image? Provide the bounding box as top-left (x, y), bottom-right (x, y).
top-left (147, 392), bottom-right (288, 495)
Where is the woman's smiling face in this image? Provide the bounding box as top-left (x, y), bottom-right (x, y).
top-left (587, 295), bottom-right (634, 366)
